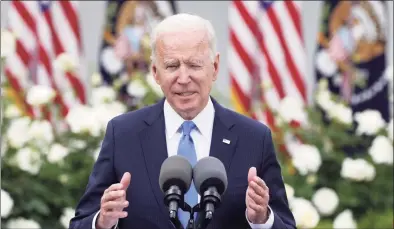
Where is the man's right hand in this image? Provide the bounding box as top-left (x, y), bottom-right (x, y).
top-left (96, 172), bottom-right (131, 229)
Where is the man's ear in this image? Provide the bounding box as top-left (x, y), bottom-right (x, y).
top-left (212, 52), bottom-right (220, 82)
top-left (151, 63), bottom-right (160, 84)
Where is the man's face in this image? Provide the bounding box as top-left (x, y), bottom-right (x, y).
top-left (152, 29), bottom-right (219, 119)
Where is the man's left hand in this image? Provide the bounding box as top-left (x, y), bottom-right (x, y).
top-left (246, 167), bottom-right (270, 224)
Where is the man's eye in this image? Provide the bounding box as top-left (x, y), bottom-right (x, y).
top-left (166, 65), bottom-right (178, 69)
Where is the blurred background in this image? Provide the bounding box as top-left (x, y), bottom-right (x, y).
top-left (1, 1), bottom-right (393, 229)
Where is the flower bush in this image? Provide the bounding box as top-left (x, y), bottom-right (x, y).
top-left (0, 28), bottom-right (162, 229)
top-left (268, 77), bottom-right (393, 228)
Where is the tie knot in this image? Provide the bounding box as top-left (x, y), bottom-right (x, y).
top-left (181, 121), bottom-right (196, 136)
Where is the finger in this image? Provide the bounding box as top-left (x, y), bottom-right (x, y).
top-left (102, 190), bottom-right (126, 203)
top-left (248, 167), bottom-right (257, 183)
top-left (120, 172), bottom-right (131, 190)
top-left (250, 181), bottom-right (267, 197)
top-left (253, 177), bottom-right (269, 191)
top-left (102, 200), bottom-right (129, 210)
top-left (106, 183), bottom-right (124, 193)
top-left (101, 210), bottom-right (128, 219)
top-left (247, 188), bottom-right (266, 206)
top-left (247, 197), bottom-right (264, 213)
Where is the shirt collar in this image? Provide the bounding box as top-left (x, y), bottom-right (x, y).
top-left (164, 97), bottom-right (215, 139)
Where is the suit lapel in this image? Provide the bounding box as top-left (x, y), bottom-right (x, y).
top-left (138, 100), bottom-right (173, 225)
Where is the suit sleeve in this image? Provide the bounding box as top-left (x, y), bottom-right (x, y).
top-left (69, 120), bottom-right (118, 229)
top-left (259, 128), bottom-right (296, 229)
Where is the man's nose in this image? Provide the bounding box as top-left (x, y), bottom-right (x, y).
top-left (177, 66), bottom-right (191, 84)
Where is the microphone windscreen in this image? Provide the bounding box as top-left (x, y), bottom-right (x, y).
top-left (193, 156), bottom-right (228, 195)
top-left (159, 155), bottom-right (193, 194)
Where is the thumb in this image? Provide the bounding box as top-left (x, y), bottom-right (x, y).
top-left (248, 167), bottom-right (257, 183)
top-left (120, 172), bottom-right (131, 190)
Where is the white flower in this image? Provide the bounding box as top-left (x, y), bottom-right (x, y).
top-left (316, 49), bottom-right (337, 77)
top-left (289, 143), bottom-right (322, 176)
top-left (28, 120), bottom-right (54, 145)
top-left (146, 72), bottom-right (163, 97)
top-left (91, 86), bottom-right (116, 106)
top-left (327, 103), bottom-right (353, 125)
top-left (14, 147), bottom-right (41, 175)
top-left (341, 158), bottom-right (376, 181)
top-left (5, 104), bottom-right (22, 118)
top-left (387, 119), bottom-right (393, 141)
top-left (60, 207), bottom-right (75, 229)
top-left (6, 117), bottom-right (31, 148)
top-left (312, 187), bottom-right (339, 216)
top-left (69, 139), bottom-right (87, 150)
top-left (290, 198), bottom-right (320, 229)
top-left (26, 85), bottom-right (56, 106)
top-left (91, 72), bottom-right (103, 87)
top-left (354, 110), bottom-right (386, 135)
top-left (127, 79), bottom-right (147, 98)
top-left (65, 105), bottom-right (101, 137)
top-left (1, 28), bottom-right (16, 59)
top-left (94, 101), bottom-right (127, 131)
top-left (54, 52), bottom-right (77, 73)
top-left (1, 189), bottom-right (14, 218)
top-left (6, 217), bottom-right (41, 229)
top-left (368, 135), bottom-right (393, 165)
top-left (276, 97), bottom-right (308, 126)
top-left (333, 209), bottom-right (357, 229)
top-left (284, 183), bottom-right (295, 202)
top-left (47, 143), bottom-right (69, 163)
top-left (316, 90), bottom-right (335, 111)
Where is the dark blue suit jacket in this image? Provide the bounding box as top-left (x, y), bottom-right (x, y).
top-left (69, 98), bottom-right (296, 229)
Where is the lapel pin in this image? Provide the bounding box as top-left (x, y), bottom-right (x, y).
top-left (222, 139), bottom-right (230, 144)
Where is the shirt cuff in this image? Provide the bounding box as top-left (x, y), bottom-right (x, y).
top-left (92, 210), bottom-right (119, 229)
top-left (245, 205), bottom-right (275, 229)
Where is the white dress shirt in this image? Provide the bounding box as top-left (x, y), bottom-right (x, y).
top-left (92, 98), bottom-right (274, 229)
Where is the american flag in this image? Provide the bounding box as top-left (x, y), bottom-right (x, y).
top-left (229, 0), bottom-right (307, 130)
top-left (4, 0), bottom-right (86, 119)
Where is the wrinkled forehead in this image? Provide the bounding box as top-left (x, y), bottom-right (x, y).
top-left (156, 30), bottom-right (210, 62)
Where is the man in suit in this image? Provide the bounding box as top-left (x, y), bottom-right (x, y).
top-left (69, 13), bottom-right (295, 229)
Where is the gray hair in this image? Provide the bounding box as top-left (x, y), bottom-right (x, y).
top-left (150, 13), bottom-right (217, 63)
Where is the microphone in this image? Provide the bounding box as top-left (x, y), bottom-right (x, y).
top-left (193, 156), bottom-right (228, 226)
top-left (159, 155), bottom-right (193, 224)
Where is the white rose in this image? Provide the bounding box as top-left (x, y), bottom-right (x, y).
top-left (333, 209), bottom-right (357, 229)
top-left (284, 183), bottom-right (295, 202)
top-left (354, 110), bottom-right (386, 135)
top-left (146, 72), bottom-right (164, 97)
top-left (289, 143), bottom-right (322, 176)
top-left (1, 189), bottom-right (14, 218)
top-left (7, 218), bottom-right (41, 229)
top-left (26, 85), bottom-right (56, 106)
top-left (316, 90), bottom-right (335, 111)
top-left (368, 135), bottom-right (393, 165)
top-left (311, 187), bottom-right (339, 216)
top-left (341, 158), bottom-right (376, 181)
top-left (69, 139), bottom-right (87, 150)
top-left (127, 79), bottom-right (147, 98)
top-left (316, 49), bottom-right (337, 77)
top-left (327, 103), bottom-right (353, 125)
top-left (47, 143), bottom-right (69, 163)
top-left (28, 120), bottom-right (54, 145)
top-left (65, 105), bottom-right (101, 137)
top-left (91, 86), bottom-right (116, 106)
top-left (54, 52), bottom-right (77, 73)
top-left (14, 147), bottom-right (41, 175)
top-left (6, 117), bottom-right (31, 148)
top-left (387, 119), bottom-right (393, 141)
top-left (1, 28), bottom-right (16, 59)
top-left (60, 207), bottom-right (75, 229)
top-left (290, 198), bottom-right (320, 229)
top-left (276, 97), bottom-right (308, 126)
top-left (91, 72), bottom-right (103, 87)
top-left (94, 101), bottom-right (127, 131)
top-left (5, 104), bottom-right (22, 118)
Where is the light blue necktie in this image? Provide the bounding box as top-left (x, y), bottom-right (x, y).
top-left (177, 121), bottom-right (198, 228)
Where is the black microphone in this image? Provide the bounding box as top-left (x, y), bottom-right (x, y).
top-left (159, 155), bottom-right (193, 223)
top-left (193, 156), bottom-right (228, 226)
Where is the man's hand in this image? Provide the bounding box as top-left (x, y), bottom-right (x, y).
top-left (246, 167), bottom-right (270, 224)
top-left (97, 172), bottom-right (131, 229)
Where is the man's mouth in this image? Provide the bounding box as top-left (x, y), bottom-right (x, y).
top-left (176, 92), bottom-right (196, 96)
